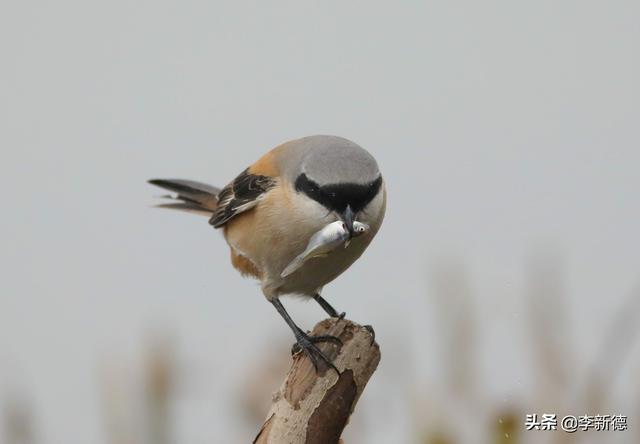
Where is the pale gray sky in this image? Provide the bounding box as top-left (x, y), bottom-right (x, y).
top-left (1, 1), bottom-right (639, 443)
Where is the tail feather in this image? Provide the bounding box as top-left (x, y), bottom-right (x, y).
top-left (148, 179), bottom-right (220, 215)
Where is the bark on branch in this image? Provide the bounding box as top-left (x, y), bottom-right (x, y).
top-left (253, 318), bottom-right (380, 444)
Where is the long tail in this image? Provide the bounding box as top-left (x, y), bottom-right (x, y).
top-left (148, 179), bottom-right (220, 216)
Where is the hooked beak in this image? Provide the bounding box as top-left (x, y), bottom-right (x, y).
top-left (341, 205), bottom-right (355, 236)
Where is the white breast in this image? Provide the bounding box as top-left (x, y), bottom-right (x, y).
top-left (259, 182), bottom-right (387, 299)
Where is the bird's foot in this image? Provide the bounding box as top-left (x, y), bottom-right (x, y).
top-left (291, 333), bottom-right (343, 354)
top-left (291, 330), bottom-right (341, 374)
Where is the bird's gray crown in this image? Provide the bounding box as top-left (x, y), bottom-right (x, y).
top-left (281, 135), bottom-right (383, 214)
top-left (296, 135), bottom-right (380, 187)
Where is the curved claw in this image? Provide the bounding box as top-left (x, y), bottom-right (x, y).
top-left (310, 334), bottom-right (343, 346)
top-left (364, 324), bottom-right (376, 345)
top-left (270, 297), bottom-right (341, 375)
top-left (291, 331), bottom-right (341, 375)
top-left (291, 333), bottom-right (343, 355)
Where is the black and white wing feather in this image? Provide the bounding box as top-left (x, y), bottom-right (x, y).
top-left (148, 178), bottom-right (221, 216)
top-left (209, 168), bottom-right (276, 228)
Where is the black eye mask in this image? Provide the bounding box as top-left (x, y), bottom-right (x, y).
top-left (295, 173), bottom-right (382, 213)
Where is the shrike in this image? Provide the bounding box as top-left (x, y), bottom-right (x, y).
top-left (149, 135), bottom-right (386, 371)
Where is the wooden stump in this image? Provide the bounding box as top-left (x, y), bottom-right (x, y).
top-left (253, 318), bottom-right (380, 444)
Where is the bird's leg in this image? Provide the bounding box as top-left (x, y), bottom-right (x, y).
top-left (271, 297), bottom-right (341, 374)
top-left (313, 293), bottom-right (346, 319)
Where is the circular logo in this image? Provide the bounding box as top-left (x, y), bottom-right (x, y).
top-left (561, 415), bottom-right (578, 433)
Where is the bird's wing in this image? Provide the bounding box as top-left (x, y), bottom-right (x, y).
top-left (209, 168), bottom-right (277, 228)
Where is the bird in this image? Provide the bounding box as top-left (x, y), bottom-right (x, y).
top-left (149, 135), bottom-right (386, 372)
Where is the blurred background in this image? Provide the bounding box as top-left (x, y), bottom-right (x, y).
top-left (2, 1), bottom-right (639, 443)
